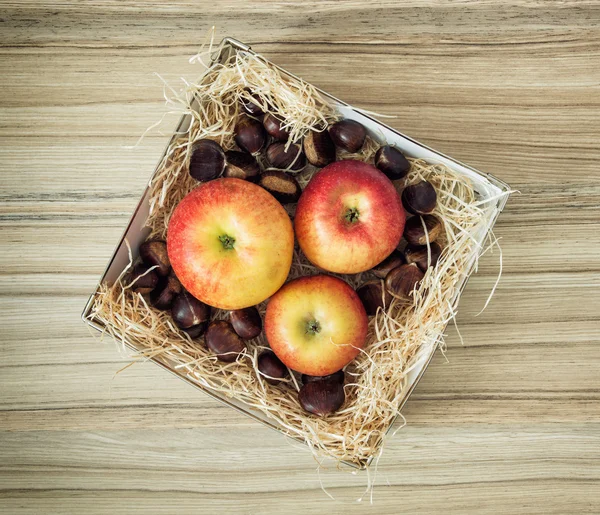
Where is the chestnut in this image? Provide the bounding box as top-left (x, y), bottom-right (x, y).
top-left (257, 351), bottom-right (288, 385)
top-left (139, 240), bottom-right (170, 277)
top-left (182, 324), bottom-right (207, 339)
top-left (302, 369), bottom-right (345, 385)
top-left (240, 91), bottom-right (264, 116)
top-left (303, 129), bottom-right (336, 167)
top-left (171, 291), bottom-right (210, 330)
top-left (223, 150), bottom-right (260, 181)
top-left (150, 272), bottom-right (181, 311)
top-left (405, 242), bottom-right (443, 272)
top-left (402, 180), bottom-right (437, 215)
top-left (189, 139), bottom-right (226, 182)
top-left (266, 142), bottom-right (306, 171)
top-left (385, 263), bottom-right (424, 300)
top-left (374, 145), bottom-right (410, 180)
top-left (230, 306), bottom-right (262, 340)
top-left (205, 320), bottom-right (246, 362)
top-left (371, 250), bottom-right (406, 279)
top-left (403, 215), bottom-right (442, 246)
top-left (357, 280), bottom-right (393, 316)
top-left (235, 115), bottom-right (266, 155)
top-left (298, 379), bottom-right (345, 416)
top-left (258, 171), bottom-right (301, 204)
top-left (329, 119), bottom-right (366, 153)
top-left (128, 263), bottom-right (159, 294)
top-left (262, 113), bottom-right (289, 141)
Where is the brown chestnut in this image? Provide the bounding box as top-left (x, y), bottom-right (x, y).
top-left (240, 91), bottom-right (264, 116)
top-left (128, 263), bottom-right (159, 294)
top-left (357, 280), bottom-right (393, 316)
top-left (298, 379), bottom-right (345, 416)
top-left (235, 115), bottom-right (266, 155)
top-left (230, 306), bottom-right (262, 340)
top-left (385, 263), bottom-right (424, 299)
top-left (258, 171), bottom-right (301, 204)
top-left (302, 369), bottom-right (345, 385)
top-left (262, 113), bottom-right (289, 141)
top-left (171, 291), bottom-right (210, 330)
top-left (139, 240), bottom-right (170, 277)
top-left (371, 250), bottom-right (406, 279)
top-left (374, 145), bottom-right (410, 180)
top-left (205, 320), bottom-right (246, 362)
top-left (405, 242), bottom-right (443, 272)
top-left (303, 129), bottom-right (336, 167)
top-left (150, 272), bottom-right (182, 311)
top-left (223, 150), bottom-right (260, 181)
top-left (402, 180), bottom-right (437, 215)
top-left (404, 215), bottom-right (442, 246)
top-left (182, 324), bottom-right (207, 339)
top-left (329, 119), bottom-right (366, 153)
top-left (189, 139), bottom-right (226, 182)
top-left (257, 351), bottom-right (288, 385)
top-left (266, 142), bottom-right (306, 171)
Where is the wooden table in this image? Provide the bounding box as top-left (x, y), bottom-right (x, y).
top-left (1, 2), bottom-right (599, 513)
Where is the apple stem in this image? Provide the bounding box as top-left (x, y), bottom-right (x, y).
top-left (218, 234), bottom-right (236, 250)
top-left (305, 319), bottom-right (321, 335)
top-left (344, 207), bottom-right (360, 223)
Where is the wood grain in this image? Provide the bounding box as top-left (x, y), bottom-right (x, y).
top-left (1, 1), bottom-right (599, 513)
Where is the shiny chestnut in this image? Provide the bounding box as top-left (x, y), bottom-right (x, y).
top-left (205, 320), bottom-right (246, 362)
top-left (171, 291), bottom-right (210, 330)
top-left (374, 145), bottom-right (410, 180)
top-left (298, 379), bottom-right (345, 416)
top-left (230, 306), bottom-right (262, 340)
top-left (235, 115), bottom-right (266, 155)
top-left (329, 119), bottom-right (366, 153)
top-left (263, 113), bottom-right (289, 141)
top-left (266, 142), bottom-right (306, 171)
top-left (405, 242), bottom-right (443, 272)
top-left (129, 263), bottom-right (159, 294)
top-left (385, 263), bottom-right (424, 300)
top-left (371, 250), bottom-right (406, 279)
top-left (357, 280), bottom-right (393, 316)
top-left (403, 215), bottom-right (442, 246)
top-left (189, 139), bottom-right (226, 182)
top-left (402, 180), bottom-right (437, 215)
top-left (257, 351), bottom-right (288, 385)
top-left (139, 240), bottom-right (170, 277)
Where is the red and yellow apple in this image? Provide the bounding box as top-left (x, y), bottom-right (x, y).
top-left (295, 160), bottom-right (405, 274)
top-left (265, 275), bottom-right (368, 376)
top-left (167, 178), bottom-right (294, 309)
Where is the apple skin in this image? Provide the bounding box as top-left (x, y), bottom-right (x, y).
top-left (265, 275), bottom-right (368, 376)
top-left (167, 178), bottom-right (294, 310)
top-left (295, 160), bottom-right (405, 274)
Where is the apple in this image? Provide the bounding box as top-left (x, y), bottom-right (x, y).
top-left (294, 159), bottom-right (405, 274)
top-left (167, 178), bottom-right (294, 309)
top-left (265, 274), bottom-right (368, 376)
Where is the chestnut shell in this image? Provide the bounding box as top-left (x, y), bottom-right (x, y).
top-left (223, 150), bottom-right (261, 181)
top-left (405, 242), bottom-right (443, 272)
top-left (150, 272), bottom-right (182, 311)
top-left (374, 145), bottom-right (410, 180)
top-left (357, 280), bottom-right (393, 316)
top-left (257, 351), bottom-right (288, 385)
top-left (205, 320), bottom-right (246, 362)
top-left (266, 142), bottom-right (306, 171)
top-left (189, 139), bottom-right (226, 182)
top-left (403, 215), bottom-right (442, 246)
top-left (329, 119), bottom-right (366, 153)
top-left (139, 240), bottom-right (170, 277)
top-left (129, 264), bottom-right (159, 294)
top-left (371, 250), bottom-right (406, 279)
top-left (298, 379), bottom-right (345, 416)
top-left (402, 180), bottom-right (437, 215)
top-left (230, 307), bottom-right (262, 340)
top-left (258, 171), bottom-right (301, 204)
top-left (171, 291), bottom-right (211, 330)
top-left (301, 370), bottom-right (345, 385)
top-left (235, 115), bottom-right (266, 155)
top-left (303, 129), bottom-right (336, 167)
top-left (263, 113), bottom-right (289, 141)
top-left (385, 263), bottom-right (424, 300)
